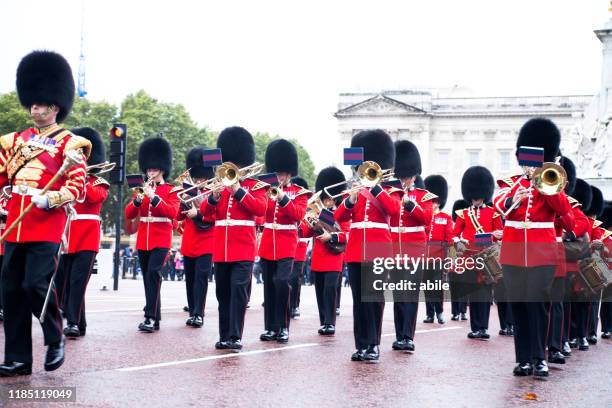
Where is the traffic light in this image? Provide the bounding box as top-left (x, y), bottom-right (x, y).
top-left (108, 124), bottom-right (127, 184)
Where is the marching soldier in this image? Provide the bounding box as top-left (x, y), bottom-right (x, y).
top-left (424, 175), bottom-right (451, 325)
top-left (585, 185), bottom-right (605, 345)
top-left (56, 128), bottom-right (109, 338)
top-left (335, 129), bottom-right (401, 362)
top-left (289, 176), bottom-right (310, 318)
top-left (299, 166), bottom-right (348, 336)
top-left (453, 166), bottom-right (503, 340)
top-left (125, 137), bottom-right (179, 333)
top-left (0, 51), bottom-right (91, 376)
top-left (449, 199), bottom-right (470, 321)
top-left (493, 118), bottom-right (571, 377)
top-left (565, 178), bottom-right (593, 352)
top-left (599, 202), bottom-right (612, 339)
top-left (390, 140), bottom-right (435, 352)
top-left (0, 190), bottom-right (7, 322)
top-left (259, 139), bottom-right (310, 343)
top-left (200, 127), bottom-right (268, 350)
top-left (176, 147), bottom-right (215, 328)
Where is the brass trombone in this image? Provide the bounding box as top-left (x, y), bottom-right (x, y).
top-left (132, 176), bottom-right (154, 200)
top-left (324, 161), bottom-right (394, 200)
top-left (86, 161), bottom-right (116, 174)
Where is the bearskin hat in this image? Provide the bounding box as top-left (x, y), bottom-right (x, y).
top-left (394, 140), bottom-right (422, 179)
top-left (559, 156), bottom-right (576, 195)
top-left (572, 179), bottom-right (592, 211)
top-left (600, 201), bottom-right (612, 229)
top-left (291, 176), bottom-right (308, 189)
top-left (461, 166), bottom-right (495, 202)
top-left (414, 175), bottom-right (425, 189)
top-left (138, 137), bottom-right (172, 178)
top-left (186, 147), bottom-right (214, 179)
top-left (452, 199), bottom-right (470, 222)
top-left (265, 139), bottom-right (298, 175)
top-left (424, 175), bottom-right (448, 209)
top-left (350, 129), bottom-right (394, 170)
top-left (71, 127), bottom-right (104, 167)
top-left (516, 118), bottom-right (561, 163)
top-left (316, 166), bottom-right (346, 201)
top-left (16, 50), bottom-right (75, 124)
top-left (588, 185), bottom-right (604, 218)
top-left (217, 126), bottom-right (255, 167)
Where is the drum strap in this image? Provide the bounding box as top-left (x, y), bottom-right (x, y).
top-left (468, 206), bottom-right (485, 234)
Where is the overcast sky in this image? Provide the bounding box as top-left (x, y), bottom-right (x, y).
top-left (0, 0), bottom-right (608, 170)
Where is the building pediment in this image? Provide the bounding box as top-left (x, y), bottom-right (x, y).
top-left (334, 94), bottom-right (428, 117)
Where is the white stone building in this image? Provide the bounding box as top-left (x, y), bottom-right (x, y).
top-left (334, 91), bottom-right (591, 205)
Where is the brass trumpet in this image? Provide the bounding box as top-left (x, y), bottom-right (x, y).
top-left (532, 162), bottom-right (567, 196)
top-left (324, 161), bottom-right (394, 200)
top-left (86, 161), bottom-right (116, 175)
top-left (133, 176), bottom-right (154, 200)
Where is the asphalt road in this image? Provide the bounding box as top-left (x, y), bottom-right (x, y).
top-left (0, 273), bottom-right (610, 407)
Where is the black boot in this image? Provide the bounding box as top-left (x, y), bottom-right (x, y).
top-left (0, 361), bottom-right (32, 377)
top-left (451, 314), bottom-right (459, 321)
top-left (548, 350), bottom-right (566, 364)
top-left (276, 328), bottom-right (289, 343)
top-left (586, 334), bottom-right (598, 345)
top-left (561, 342), bottom-right (572, 357)
top-left (513, 362), bottom-right (533, 376)
top-left (259, 330), bottom-right (277, 341)
top-left (363, 345), bottom-right (380, 362)
top-left (138, 318), bottom-right (155, 333)
top-left (602, 332), bottom-right (611, 339)
top-left (533, 359), bottom-right (549, 377)
top-left (64, 324), bottom-right (80, 338)
top-left (351, 349), bottom-right (366, 361)
top-left (44, 341), bottom-right (65, 372)
top-left (423, 316), bottom-right (434, 323)
top-left (568, 338), bottom-right (578, 348)
top-left (578, 337), bottom-right (589, 351)
top-left (191, 315), bottom-right (203, 328)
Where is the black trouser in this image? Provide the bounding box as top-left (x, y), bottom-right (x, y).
top-left (495, 280), bottom-right (513, 330)
top-left (348, 262), bottom-right (384, 349)
top-left (601, 286), bottom-right (612, 333)
top-left (289, 261), bottom-right (304, 311)
top-left (2, 242), bottom-right (63, 364)
top-left (138, 248), bottom-right (168, 321)
top-left (570, 300), bottom-right (590, 338)
top-left (184, 254), bottom-right (212, 317)
top-left (56, 251), bottom-right (96, 328)
top-left (503, 264), bottom-right (555, 363)
top-left (261, 257), bottom-right (293, 332)
top-left (393, 266), bottom-right (423, 341)
top-left (465, 269), bottom-right (492, 332)
top-left (313, 272), bottom-right (339, 326)
top-left (0, 255), bottom-right (3, 310)
top-left (215, 261), bottom-right (252, 341)
top-left (336, 272), bottom-right (342, 307)
top-left (588, 297), bottom-right (601, 336)
top-left (547, 277), bottom-right (566, 351)
top-left (449, 272), bottom-right (468, 315)
top-left (424, 267), bottom-right (444, 317)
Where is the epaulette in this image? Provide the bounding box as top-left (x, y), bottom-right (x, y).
top-left (602, 229), bottom-right (612, 241)
top-left (421, 192), bottom-right (438, 202)
top-left (593, 219), bottom-right (603, 229)
top-left (64, 133), bottom-right (92, 159)
top-left (387, 187), bottom-right (403, 195)
top-left (0, 132), bottom-right (16, 150)
top-left (455, 209), bottom-right (465, 220)
top-left (497, 175), bottom-right (520, 188)
top-left (92, 176), bottom-right (110, 187)
top-left (568, 196), bottom-right (581, 208)
top-left (252, 181), bottom-right (269, 191)
top-left (294, 187), bottom-right (312, 197)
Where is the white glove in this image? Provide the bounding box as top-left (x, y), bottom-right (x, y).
top-left (31, 194), bottom-right (49, 209)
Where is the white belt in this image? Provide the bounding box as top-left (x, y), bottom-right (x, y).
top-left (505, 221), bottom-right (554, 229)
top-left (215, 219), bottom-right (255, 227)
top-left (73, 214), bottom-right (101, 221)
top-left (12, 185), bottom-right (42, 196)
top-left (350, 221), bottom-right (389, 230)
top-left (390, 226), bottom-right (425, 233)
top-left (0, 223), bottom-right (5, 229)
top-left (556, 237), bottom-right (563, 243)
top-left (140, 217), bottom-right (171, 223)
top-left (264, 222), bottom-right (297, 230)
top-left (299, 238), bottom-right (310, 243)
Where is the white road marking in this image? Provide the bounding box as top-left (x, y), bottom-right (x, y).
top-left (88, 307), bottom-right (184, 314)
top-left (382, 326), bottom-right (462, 337)
top-left (116, 343), bottom-right (320, 372)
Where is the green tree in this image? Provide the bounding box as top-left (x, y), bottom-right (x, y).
top-left (0, 92), bottom-right (32, 134)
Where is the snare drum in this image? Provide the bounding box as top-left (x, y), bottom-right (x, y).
top-left (577, 253), bottom-right (611, 294)
top-left (473, 245), bottom-right (503, 284)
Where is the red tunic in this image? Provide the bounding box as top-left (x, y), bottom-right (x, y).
top-left (299, 218), bottom-right (349, 272)
top-left (294, 238), bottom-right (309, 262)
top-left (0, 195), bottom-right (7, 256)
top-left (562, 199), bottom-right (590, 274)
top-left (494, 175), bottom-right (571, 267)
top-left (389, 187), bottom-right (435, 257)
top-left (125, 183), bottom-right (180, 251)
top-left (452, 205), bottom-right (503, 252)
top-left (426, 210), bottom-right (454, 259)
top-left (200, 178), bottom-right (268, 263)
top-left (0, 126), bottom-right (89, 244)
top-left (66, 175), bottom-right (109, 253)
top-left (334, 185), bottom-right (402, 263)
top-left (258, 183), bottom-right (311, 260)
top-left (176, 203), bottom-right (215, 258)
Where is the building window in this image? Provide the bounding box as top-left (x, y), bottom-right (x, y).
top-left (467, 150), bottom-right (480, 166)
top-left (436, 150), bottom-right (450, 173)
top-left (499, 150), bottom-right (511, 172)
